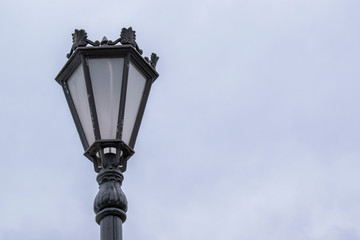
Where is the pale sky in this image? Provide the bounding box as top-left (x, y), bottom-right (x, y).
top-left (1, 0), bottom-right (360, 239)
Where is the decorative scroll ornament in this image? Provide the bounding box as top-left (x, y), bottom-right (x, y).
top-left (145, 53), bottom-right (159, 69)
top-left (66, 29), bottom-right (100, 58)
top-left (119, 27), bottom-right (143, 54)
top-left (66, 28), bottom-right (158, 69)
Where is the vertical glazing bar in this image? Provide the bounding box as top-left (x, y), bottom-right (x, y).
top-left (116, 52), bottom-right (130, 139)
top-left (81, 55), bottom-right (101, 140)
top-left (62, 81), bottom-right (89, 150)
top-left (128, 77), bottom-right (152, 148)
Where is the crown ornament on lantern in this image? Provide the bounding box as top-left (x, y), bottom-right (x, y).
top-left (66, 27), bottom-right (158, 69)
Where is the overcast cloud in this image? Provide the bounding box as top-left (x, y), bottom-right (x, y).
top-left (0, 0), bottom-right (360, 239)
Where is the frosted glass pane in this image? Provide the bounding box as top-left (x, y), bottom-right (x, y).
top-left (123, 62), bottom-right (147, 145)
top-left (67, 65), bottom-right (95, 146)
top-left (89, 58), bottom-right (124, 140)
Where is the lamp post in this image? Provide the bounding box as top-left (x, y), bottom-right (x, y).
top-left (55, 27), bottom-right (159, 240)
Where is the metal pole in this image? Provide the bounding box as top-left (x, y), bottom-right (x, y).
top-left (94, 154), bottom-right (128, 240)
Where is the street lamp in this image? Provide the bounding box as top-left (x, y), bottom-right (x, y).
top-left (55, 27), bottom-right (159, 240)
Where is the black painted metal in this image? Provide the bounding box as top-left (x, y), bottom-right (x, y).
top-left (117, 53), bottom-right (131, 172)
top-left (62, 81), bottom-right (89, 150)
top-left (94, 156), bottom-right (127, 222)
top-left (94, 153), bottom-right (128, 240)
top-left (84, 140), bottom-right (134, 170)
top-left (129, 76), bottom-right (153, 148)
top-left (56, 29), bottom-right (159, 171)
top-left (100, 216), bottom-right (123, 240)
top-left (117, 52), bottom-right (130, 140)
top-left (144, 53), bottom-right (159, 69)
top-left (55, 28), bottom-right (159, 240)
top-left (57, 46), bottom-right (158, 84)
top-left (82, 55), bottom-right (101, 141)
top-left (67, 29), bottom-right (100, 58)
top-left (119, 27), bottom-right (143, 55)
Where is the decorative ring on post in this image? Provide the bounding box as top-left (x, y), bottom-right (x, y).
top-left (94, 164), bottom-right (128, 224)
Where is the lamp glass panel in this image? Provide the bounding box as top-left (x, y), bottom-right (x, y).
top-left (67, 64), bottom-right (95, 146)
top-left (88, 58), bottom-right (124, 140)
top-left (122, 62), bottom-right (147, 145)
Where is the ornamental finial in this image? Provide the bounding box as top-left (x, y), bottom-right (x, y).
top-left (120, 27), bottom-right (143, 54)
top-left (145, 53), bottom-right (159, 69)
top-left (66, 29), bottom-right (100, 58)
top-left (65, 28), bottom-right (159, 70)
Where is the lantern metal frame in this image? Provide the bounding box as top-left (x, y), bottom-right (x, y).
top-left (55, 29), bottom-right (159, 173)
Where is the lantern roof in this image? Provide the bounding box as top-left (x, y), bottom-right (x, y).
top-left (55, 27), bottom-right (159, 84)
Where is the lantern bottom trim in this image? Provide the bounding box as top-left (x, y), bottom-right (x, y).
top-left (84, 139), bottom-right (134, 172)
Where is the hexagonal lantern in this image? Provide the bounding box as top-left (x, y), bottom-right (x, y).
top-left (55, 28), bottom-right (159, 172)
